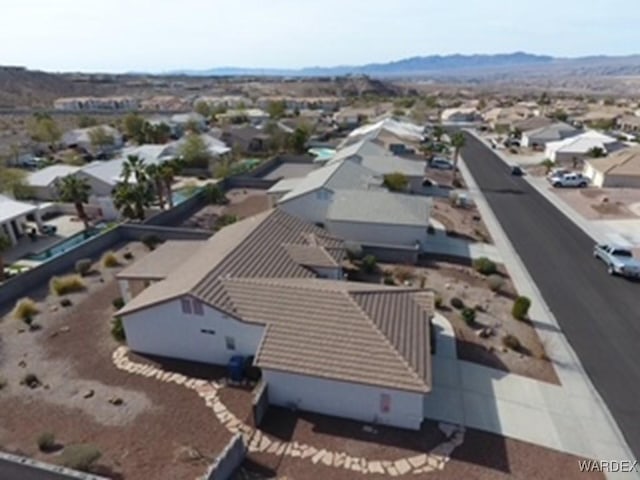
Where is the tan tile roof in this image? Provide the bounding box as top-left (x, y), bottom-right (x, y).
top-left (588, 146), bottom-right (640, 176)
top-left (118, 209), bottom-right (345, 316)
top-left (116, 240), bottom-right (206, 280)
top-left (222, 277), bottom-right (432, 393)
top-left (283, 243), bottom-right (339, 268)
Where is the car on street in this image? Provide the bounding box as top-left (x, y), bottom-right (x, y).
top-left (593, 244), bottom-right (640, 278)
top-left (429, 157), bottom-right (454, 170)
top-left (511, 166), bottom-right (524, 176)
top-left (550, 172), bottom-right (589, 188)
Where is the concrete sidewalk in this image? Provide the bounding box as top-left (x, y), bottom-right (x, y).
top-left (454, 131), bottom-right (638, 478)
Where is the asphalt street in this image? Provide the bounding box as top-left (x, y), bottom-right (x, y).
top-left (462, 132), bottom-right (640, 458)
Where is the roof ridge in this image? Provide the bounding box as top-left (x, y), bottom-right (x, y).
top-left (343, 290), bottom-right (426, 387)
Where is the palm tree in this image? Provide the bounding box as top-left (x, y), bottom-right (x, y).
top-left (113, 181), bottom-right (153, 221)
top-left (121, 155), bottom-right (148, 184)
top-left (433, 125), bottom-right (445, 143)
top-left (0, 234), bottom-right (11, 281)
top-left (451, 131), bottom-right (466, 181)
top-left (145, 164), bottom-right (165, 209)
top-left (160, 159), bottom-right (182, 209)
top-left (56, 175), bottom-right (92, 228)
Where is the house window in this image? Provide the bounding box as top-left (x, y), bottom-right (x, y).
top-left (200, 329), bottom-right (216, 335)
top-left (193, 299), bottom-right (204, 316)
top-left (180, 298), bottom-right (192, 314)
top-left (380, 393), bottom-right (391, 413)
top-left (225, 336), bottom-right (236, 351)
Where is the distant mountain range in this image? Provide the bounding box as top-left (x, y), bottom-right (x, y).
top-left (166, 52), bottom-right (640, 78)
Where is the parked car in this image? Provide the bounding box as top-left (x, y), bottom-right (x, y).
top-left (550, 172), bottom-right (588, 188)
top-left (511, 166), bottom-right (524, 176)
top-left (503, 138), bottom-right (521, 148)
top-left (429, 157), bottom-right (454, 170)
top-left (593, 244), bottom-right (640, 278)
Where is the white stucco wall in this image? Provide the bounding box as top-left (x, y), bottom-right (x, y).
top-left (122, 296), bottom-right (265, 365)
top-left (263, 369), bottom-right (425, 430)
top-left (278, 189), bottom-right (332, 225)
top-left (325, 220), bottom-right (427, 248)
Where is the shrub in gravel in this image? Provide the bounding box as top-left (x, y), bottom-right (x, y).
top-left (383, 276), bottom-right (395, 286)
top-left (473, 257), bottom-right (498, 276)
top-left (123, 251), bottom-right (134, 260)
top-left (502, 334), bottom-right (521, 351)
top-left (0, 376), bottom-right (7, 390)
top-left (141, 234), bottom-right (161, 251)
top-left (101, 251), bottom-right (120, 268)
top-left (21, 373), bottom-right (41, 389)
top-left (12, 297), bottom-right (39, 322)
top-left (60, 298), bottom-right (73, 308)
top-left (111, 317), bottom-right (126, 342)
top-left (450, 297), bottom-right (465, 310)
top-left (434, 295), bottom-right (444, 309)
top-left (37, 432), bottom-right (56, 452)
top-left (344, 241), bottom-right (363, 261)
top-left (512, 296), bottom-right (532, 321)
top-left (487, 274), bottom-right (504, 292)
top-left (394, 266), bottom-right (414, 283)
top-left (61, 444), bottom-right (101, 472)
top-left (50, 275), bottom-right (85, 296)
top-left (74, 259), bottom-right (92, 276)
top-left (112, 297), bottom-right (125, 310)
top-left (361, 255), bottom-right (377, 274)
top-left (461, 307), bottom-right (476, 326)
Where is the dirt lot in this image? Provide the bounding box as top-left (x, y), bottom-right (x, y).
top-left (0, 242), bottom-right (231, 479)
top-left (346, 258), bottom-right (558, 384)
top-left (181, 188), bottom-right (271, 230)
top-left (431, 198), bottom-right (493, 244)
top-left (553, 187), bottom-right (640, 220)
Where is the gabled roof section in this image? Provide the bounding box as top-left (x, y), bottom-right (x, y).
top-left (222, 277), bottom-right (432, 393)
top-left (588, 145), bottom-right (640, 175)
top-left (327, 190), bottom-right (431, 226)
top-left (116, 240), bottom-right (206, 280)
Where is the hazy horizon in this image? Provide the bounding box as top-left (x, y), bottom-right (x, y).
top-left (2, 0), bottom-right (640, 74)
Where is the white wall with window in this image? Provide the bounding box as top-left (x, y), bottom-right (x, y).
top-left (279, 188), bottom-right (333, 225)
top-left (121, 295), bottom-right (265, 365)
top-left (263, 369), bottom-right (425, 430)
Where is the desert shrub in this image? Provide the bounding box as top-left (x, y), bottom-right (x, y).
top-left (112, 297), bottom-right (125, 310)
top-left (394, 266), bottom-right (414, 283)
top-left (450, 297), bottom-right (465, 310)
top-left (512, 296), bottom-right (532, 320)
top-left (101, 251), bottom-right (119, 268)
top-left (487, 274), bottom-right (504, 292)
top-left (123, 251), bottom-right (134, 260)
top-left (37, 432), bottom-right (56, 452)
top-left (60, 298), bottom-right (73, 308)
top-left (344, 241), bottom-right (363, 261)
top-left (61, 444), bottom-right (101, 472)
top-left (361, 255), bottom-right (377, 274)
top-left (21, 373), bottom-right (41, 388)
top-left (473, 257), bottom-right (497, 276)
top-left (216, 214), bottom-right (238, 228)
top-left (502, 334), bottom-right (521, 351)
top-left (12, 297), bottom-right (39, 321)
top-left (451, 178), bottom-right (463, 189)
top-left (427, 225), bottom-right (436, 235)
top-left (383, 172), bottom-right (408, 192)
top-left (141, 234), bottom-right (161, 250)
top-left (111, 317), bottom-right (126, 342)
top-left (74, 259), bottom-right (92, 276)
top-left (434, 295), bottom-right (444, 309)
top-left (0, 376), bottom-right (7, 390)
top-left (383, 276), bottom-right (395, 285)
top-left (50, 275), bottom-right (85, 296)
top-left (461, 307), bottom-right (476, 326)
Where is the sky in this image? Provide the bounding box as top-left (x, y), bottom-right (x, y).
top-left (1, 0), bottom-right (639, 73)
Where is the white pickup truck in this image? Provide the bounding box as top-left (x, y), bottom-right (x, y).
top-left (550, 172), bottom-right (589, 188)
top-left (593, 244), bottom-right (640, 278)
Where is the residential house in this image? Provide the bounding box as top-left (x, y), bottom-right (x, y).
top-left (0, 195), bottom-right (45, 246)
top-left (116, 209), bottom-right (433, 430)
top-left (163, 134), bottom-right (231, 159)
top-left (53, 96), bottom-right (138, 111)
top-left (217, 108), bottom-right (269, 126)
top-left (195, 96), bottom-right (251, 109)
top-left (341, 118), bottom-right (425, 154)
top-left (512, 116), bottom-right (553, 133)
top-left (584, 146), bottom-right (640, 188)
top-left (140, 96), bottom-right (191, 111)
top-left (482, 106), bottom-right (534, 131)
top-left (26, 165), bottom-right (82, 201)
top-left (221, 126), bottom-right (270, 154)
top-left (170, 112), bottom-right (208, 132)
top-left (521, 122), bottom-right (580, 149)
top-left (61, 125), bottom-right (124, 154)
top-left (545, 130), bottom-right (626, 164)
top-left (617, 115), bottom-right (640, 134)
top-left (333, 106), bottom-right (383, 129)
top-left (440, 108), bottom-right (482, 123)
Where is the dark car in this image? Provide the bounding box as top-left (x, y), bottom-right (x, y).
top-left (511, 166), bottom-right (524, 176)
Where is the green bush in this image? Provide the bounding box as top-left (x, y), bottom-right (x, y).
top-left (487, 274), bottom-right (504, 292)
top-left (74, 259), bottom-right (92, 276)
top-left (461, 307), bottom-right (476, 326)
top-left (61, 444), bottom-right (101, 472)
top-left (383, 276), bottom-right (395, 285)
top-left (473, 257), bottom-right (498, 276)
top-left (450, 297), bottom-right (465, 310)
top-left (502, 334), bottom-right (521, 351)
top-left (512, 296), bottom-right (532, 320)
top-left (141, 234), bottom-right (161, 250)
top-left (112, 297), bottom-right (125, 310)
top-left (111, 317), bottom-right (126, 342)
top-left (101, 251), bottom-right (120, 268)
top-left (37, 432), bottom-right (56, 452)
top-left (50, 275), bottom-right (86, 296)
top-left (383, 172), bottom-right (408, 192)
top-left (361, 255), bottom-right (377, 274)
top-left (216, 214), bottom-right (238, 229)
top-left (12, 297), bottom-right (39, 321)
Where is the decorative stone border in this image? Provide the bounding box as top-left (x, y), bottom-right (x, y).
top-left (112, 347), bottom-right (465, 477)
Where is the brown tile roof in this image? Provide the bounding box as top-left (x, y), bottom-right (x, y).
top-left (116, 240), bottom-right (206, 280)
top-left (118, 209), bottom-right (345, 316)
top-left (222, 277), bottom-right (432, 393)
top-left (588, 146), bottom-right (640, 176)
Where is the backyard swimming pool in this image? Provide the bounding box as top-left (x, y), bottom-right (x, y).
top-left (26, 223), bottom-right (108, 262)
top-left (308, 147), bottom-right (336, 162)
